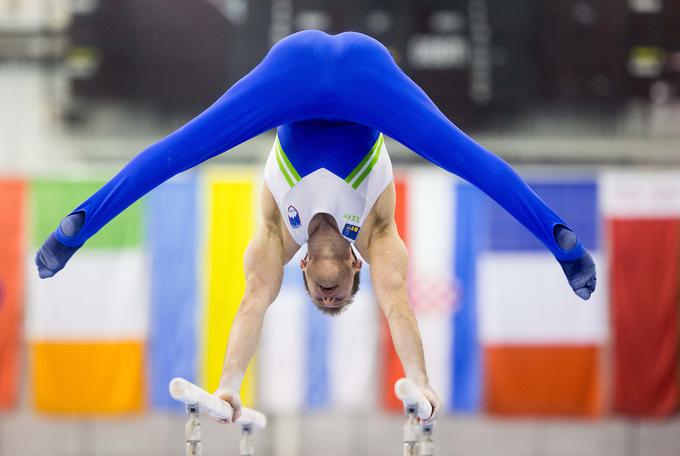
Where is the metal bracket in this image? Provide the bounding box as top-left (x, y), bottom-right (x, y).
top-left (402, 404), bottom-right (435, 456)
top-left (185, 405), bottom-right (202, 456)
top-left (240, 424), bottom-right (254, 456)
top-left (419, 422), bottom-right (435, 456)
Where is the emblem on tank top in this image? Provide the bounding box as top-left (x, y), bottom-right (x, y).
top-left (342, 223), bottom-right (360, 240)
top-left (287, 205), bottom-right (301, 228)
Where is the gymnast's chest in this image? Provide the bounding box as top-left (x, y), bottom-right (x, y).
top-left (269, 168), bottom-right (369, 245)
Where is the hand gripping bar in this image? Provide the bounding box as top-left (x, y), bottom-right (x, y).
top-left (394, 378), bottom-right (433, 421)
top-left (169, 377), bottom-right (267, 429)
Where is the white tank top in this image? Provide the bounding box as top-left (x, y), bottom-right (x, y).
top-left (264, 133), bottom-right (393, 246)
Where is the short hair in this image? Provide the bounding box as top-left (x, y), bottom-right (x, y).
top-left (302, 269), bottom-right (361, 317)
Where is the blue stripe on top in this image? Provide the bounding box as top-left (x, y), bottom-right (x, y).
top-left (451, 183), bottom-right (485, 413)
top-left (486, 181), bottom-right (599, 252)
top-left (281, 250), bottom-right (331, 409)
top-left (305, 300), bottom-right (330, 409)
top-left (147, 174), bottom-right (199, 409)
top-left (277, 119), bottom-right (380, 180)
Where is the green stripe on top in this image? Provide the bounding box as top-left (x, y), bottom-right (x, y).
top-left (31, 179), bottom-right (143, 249)
top-left (351, 135), bottom-right (383, 189)
top-left (275, 148), bottom-right (295, 187)
top-left (345, 134), bottom-right (383, 185)
top-left (276, 137), bottom-right (301, 182)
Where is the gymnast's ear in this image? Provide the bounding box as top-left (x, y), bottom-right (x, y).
top-left (352, 258), bottom-right (362, 272)
top-left (300, 257), bottom-right (308, 270)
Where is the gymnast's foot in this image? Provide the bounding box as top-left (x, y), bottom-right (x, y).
top-left (35, 212), bottom-right (84, 278)
top-left (554, 225), bottom-right (597, 300)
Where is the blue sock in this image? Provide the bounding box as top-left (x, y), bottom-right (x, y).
top-left (35, 213), bottom-right (84, 278)
top-left (554, 225), bottom-right (596, 300)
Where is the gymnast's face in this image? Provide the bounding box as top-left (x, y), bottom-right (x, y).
top-left (300, 251), bottom-right (362, 314)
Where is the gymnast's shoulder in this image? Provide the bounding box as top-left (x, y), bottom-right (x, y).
top-left (355, 180), bottom-right (398, 261)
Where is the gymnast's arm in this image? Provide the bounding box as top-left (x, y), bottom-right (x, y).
top-left (368, 224), bottom-right (442, 422)
top-left (362, 187), bottom-right (442, 422)
top-left (214, 188), bottom-right (297, 422)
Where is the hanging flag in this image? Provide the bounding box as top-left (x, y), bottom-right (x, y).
top-left (147, 174), bottom-right (199, 409)
top-left (259, 252), bottom-right (308, 413)
top-left (603, 171), bottom-right (680, 417)
top-left (452, 183), bottom-right (485, 412)
top-left (28, 179), bottom-right (147, 413)
top-left (0, 179), bottom-right (25, 410)
top-left (259, 252), bottom-right (379, 413)
top-left (325, 266), bottom-right (378, 411)
top-left (478, 181), bottom-right (605, 415)
top-left (201, 170), bottom-right (257, 405)
top-left (380, 171), bottom-right (458, 413)
top-left (303, 254), bottom-right (330, 410)
top-left (406, 170), bottom-right (456, 411)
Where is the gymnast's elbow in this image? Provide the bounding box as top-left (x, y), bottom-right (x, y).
top-left (376, 269), bottom-right (407, 295)
top-left (236, 297), bottom-right (269, 319)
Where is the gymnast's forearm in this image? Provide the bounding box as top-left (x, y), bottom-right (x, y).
top-left (386, 305), bottom-right (430, 387)
top-left (219, 230), bottom-right (285, 391)
top-left (218, 302), bottom-right (267, 392)
top-left (369, 229), bottom-right (430, 387)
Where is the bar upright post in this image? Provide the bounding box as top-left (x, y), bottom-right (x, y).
top-left (403, 405), bottom-right (419, 456)
top-left (240, 424), bottom-right (254, 456)
top-left (419, 422), bottom-right (434, 456)
top-left (185, 404), bottom-right (202, 456)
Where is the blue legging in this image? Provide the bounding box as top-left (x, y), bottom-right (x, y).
top-left (50, 30), bottom-right (586, 263)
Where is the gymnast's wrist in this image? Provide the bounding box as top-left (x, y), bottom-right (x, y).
top-left (405, 372), bottom-right (429, 390)
top-left (218, 373), bottom-right (243, 393)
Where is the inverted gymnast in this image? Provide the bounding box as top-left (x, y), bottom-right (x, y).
top-left (36, 30), bottom-right (596, 422)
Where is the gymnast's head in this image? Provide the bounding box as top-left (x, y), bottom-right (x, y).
top-left (300, 247), bottom-right (362, 316)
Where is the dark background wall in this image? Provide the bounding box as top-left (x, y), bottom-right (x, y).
top-left (69, 0), bottom-right (680, 125)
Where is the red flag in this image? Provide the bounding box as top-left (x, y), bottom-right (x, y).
top-left (610, 218), bottom-right (680, 416)
top-left (0, 179), bottom-right (25, 410)
top-left (381, 177), bottom-right (408, 410)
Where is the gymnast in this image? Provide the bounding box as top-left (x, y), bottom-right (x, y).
top-left (35, 30), bottom-right (596, 422)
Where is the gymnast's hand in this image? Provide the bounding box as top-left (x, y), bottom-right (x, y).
top-left (420, 384), bottom-right (443, 424)
top-left (35, 213), bottom-right (85, 279)
top-left (213, 387), bottom-right (242, 423)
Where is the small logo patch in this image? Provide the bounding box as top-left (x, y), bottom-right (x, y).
top-left (342, 223), bottom-right (360, 240)
top-left (287, 205), bottom-right (301, 229)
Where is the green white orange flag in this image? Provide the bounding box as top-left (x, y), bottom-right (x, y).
top-left (27, 179), bottom-right (147, 414)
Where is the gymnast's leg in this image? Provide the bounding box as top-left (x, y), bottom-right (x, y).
top-left (36, 30), bottom-right (595, 298)
top-left (320, 33), bottom-right (596, 298)
top-left (35, 30), bottom-right (335, 277)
